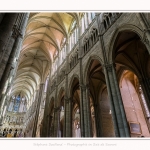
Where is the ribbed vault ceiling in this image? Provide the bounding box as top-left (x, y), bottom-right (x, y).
top-left (11, 12), bottom-right (80, 107)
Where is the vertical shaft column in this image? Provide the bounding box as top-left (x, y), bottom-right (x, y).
top-left (85, 84), bottom-right (92, 136)
top-left (79, 85), bottom-right (84, 137)
top-left (63, 97), bottom-right (66, 137)
top-left (80, 84), bottom-right (91, 137)
top-left (65, 98), bottom-right (69, 137)
top-left (93, 97), bottom-right (103, 137)
top-left (112, 64), bottom-right (130, 137)
top-left (64, 41), bottom-right (69, 137)
top-left (0, 13), bottom-right (18, 64)
top-left (105, 65), bottom-right (125, 137)
top-left (65, 98), bottom-right (72, 137)
top-left (78, 20), bottom-right (85, 137)
top-left (41, 75), bottom-right (51, 137)
top-left (53, 107), bottom-right (60, 137)
top-left (103, 64), bottom-right (130, 137)
top-left (32, 83), bottom-right (45, 137)
top-left (102, 65), bottom-right (120, 137)
top-left (0, 33), bottom-right (15, 80)
top-left (0, 13), bottom-right (29, 105)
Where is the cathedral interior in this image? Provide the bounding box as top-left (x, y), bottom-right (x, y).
top-left (0, 12), bottom-right (150, 137)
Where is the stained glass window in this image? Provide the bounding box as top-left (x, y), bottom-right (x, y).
top-left (13, 95), bottom-right (21, 112)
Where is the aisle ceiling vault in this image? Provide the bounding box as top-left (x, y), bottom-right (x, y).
top-left (11, 12), bottom-right (81, 107)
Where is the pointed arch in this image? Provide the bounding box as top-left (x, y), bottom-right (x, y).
top-left (68, 74), bottom-right (79, 98)
top-left (107, 24), bottom-right (144, 64)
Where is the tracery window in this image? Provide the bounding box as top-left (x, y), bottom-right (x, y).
top-left (91, 12), bottom-right (95, 20)
top-left (13, 95), bottom-right (21, 112)
top-left (8, 95), bottom-right (27, 113)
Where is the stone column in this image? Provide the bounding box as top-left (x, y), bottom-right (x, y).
top-left (101, 64), bottom-right (120, 137)
top-left (32, 83), bottom-right (45, 137)
top-left (53, 107), bottom-right (61, 137)
top-left (0, 29), bottom-right (16, 81)
top-left (112, 64), bottom-right (130, 137)
top-left (78, 84), bottom-right (85, 137)
top-left (80, 84), bottom-right (91, 137)
top-left (103, 63), bottom-right (130, 137)
top-left (0, 13), bottom-right (18, 77)
top-left (85, 84), bottom-right (92, 136)
top-left (63, 41), bottom-right (69, 137)
top-left (63, 97), bottom-right (66, 137)
top-left (48, 115), bottom-right (54, 137)
top-left (50, 116), bottom-right (55, 137)
top-left (80, 84), bottom-right (85, 137)
top-left (52, 85), bottom-right (58, 137)
top-left (78, 21), bottom-right (85, 137)
top-left (93, 100), bottom-right (103, 137)
top-left (41, 75), bottom-right (52, 137)
top-left (0, 13), bottom-right (29, 103)
top-left (65, 98), bottom-right (72, 137)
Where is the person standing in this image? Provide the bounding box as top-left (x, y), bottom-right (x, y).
top-left (0, 129), bottom-right (3, 137)
top-left (5, 129), bottom-right (8, 137)
top-left (3, 129), bottom-right (7, 137)
top-left (14, 129), bottom-right (18, 137)
top-left (7, 129), bottom-right (12, 138)
top-left (18, 129), bottom-right (24, 137)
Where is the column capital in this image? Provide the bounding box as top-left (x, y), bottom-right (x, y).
top-left (65, 97), bottom-right (71, 104)
top-left (85, 84), bottom-right (90, 90)
top-left (142, 33), bottom-right (150, 46)
top-left (79, 84), bottom-right (86, 90)
top-left (40, 83), bottom-right (45, 85)
top-left (50, 115), bottom-right (53, 119)
top-left (65, 41), bottom-right (69, 45)
top-left (54, 107), bottom-right (61, 112)
top-left (142, 30), bottom-right (150, 46)
top-left (102, 63), bottom-right (116, 72)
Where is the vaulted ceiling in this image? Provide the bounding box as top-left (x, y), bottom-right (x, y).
top-left (11, 12), bottom-right (81, 107)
